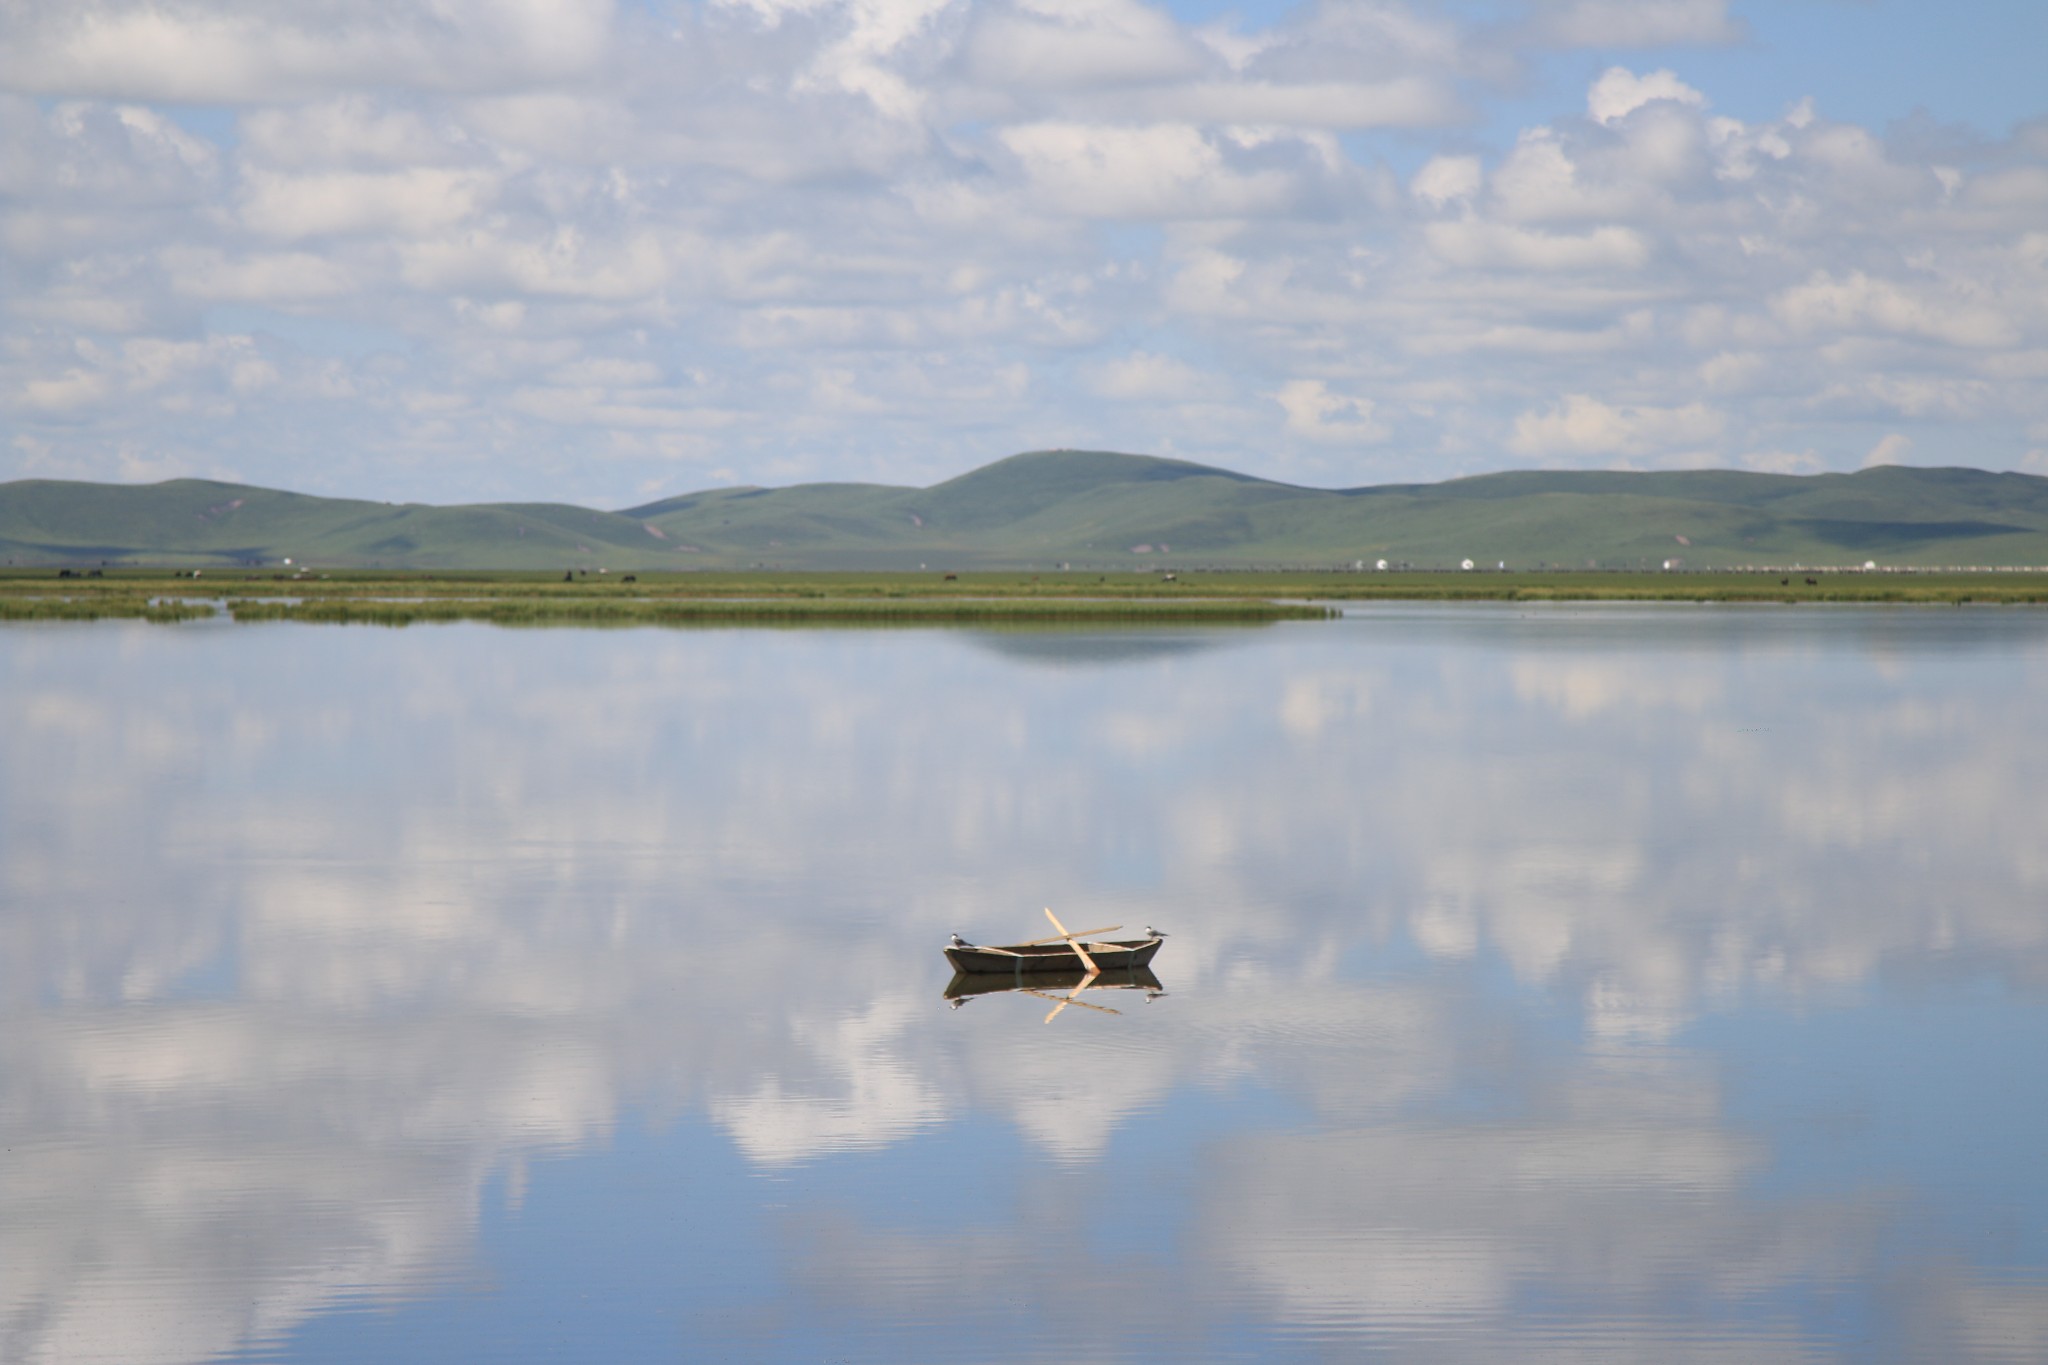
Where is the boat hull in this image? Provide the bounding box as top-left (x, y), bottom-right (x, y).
top-left (944, 938), bottom-right (1163, 975)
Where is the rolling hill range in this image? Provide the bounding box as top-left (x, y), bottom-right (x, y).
top-left (5, 450), bottom-right (2048, 570)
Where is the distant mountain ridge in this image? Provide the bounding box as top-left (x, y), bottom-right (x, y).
top-left (5, 449), bottom-right (2048, 570)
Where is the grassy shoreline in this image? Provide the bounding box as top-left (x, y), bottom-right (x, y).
top-left (2, 567), bottom-right (2045, 625)
top-left (218, 596), bottom-right (1332, 626)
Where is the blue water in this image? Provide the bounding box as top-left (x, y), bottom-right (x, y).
top-left (3, 605), bottom-right (2045, 1362)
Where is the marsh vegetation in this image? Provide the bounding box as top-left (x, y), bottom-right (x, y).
top-left (2, 566), bottom-right (2045, 626)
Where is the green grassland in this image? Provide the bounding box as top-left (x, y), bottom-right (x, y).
top-left (7, 450), bottom-right (2048, 572)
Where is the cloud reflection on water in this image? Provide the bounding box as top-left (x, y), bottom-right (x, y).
top-left (1, 608), bottom-right (2045, 1361)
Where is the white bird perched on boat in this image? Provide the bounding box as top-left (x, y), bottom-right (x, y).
top-left (950, 933), bottom-right (971, 948)
top-left (1145, 926), bottom-right (1167, 939)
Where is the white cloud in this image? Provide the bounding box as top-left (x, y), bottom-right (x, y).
top-left (1086, 350), bottom-right (1207, 400)
top-left (1272, 379), bottom-right (1388, 444)
top-left (1485, 124), bottom-right (1692, 222)
top-left (1587, 67), bottom-right (1707, 126)
top-left (789, 0), bottom-right (962, 117)
top-left (1698, 350), bottom-right (1764, 391)
top-left (553, 357), bottom-right (665, 387)
top-left (399, 226), bottom-right (673, 300)
top-left (1815, 373), bottom-right (1992, 420)
top-left (455, 92), bottom-right (642, 161)
top-left (1509, 394), bottom-right (1724, 459)
top-left (0, 0), bottom-right (617, 103)
top-left (966, 0), bottom-right (1204, 89)
top-left (1115, 76), bottom-right (1457, 129)
top-left (1192, 19), bottom-right (1274, 72)
top-left (240, 97), bottom-right (468, 170)
top-left (1964, 166), bottom-right (2048, 210)
top-left (239, 167), bottom-right (494, 240)
top-left (16, 368), bottom-right (114, 414)
top-left (161, 248), bottom-right (358, 303)
top-left (999, 121), bottom-right (1306, 218)
top-left (1862, 432), bottom-right (1912, 467)
top-left (1771, 271), bottom-right (2022, 349)
top-left (1425, 220), bottom-right (1651, 272)
top-left (1411, 154), bottom-right (1481, 208)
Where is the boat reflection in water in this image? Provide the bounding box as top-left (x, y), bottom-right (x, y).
top-left (944, 910), bottom-right (1168, 1020)
top-left (944, 966), bottom-right (1168, 1020)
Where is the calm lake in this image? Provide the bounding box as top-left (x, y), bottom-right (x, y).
top-left (4, 605), bottom-right (2047, 1363)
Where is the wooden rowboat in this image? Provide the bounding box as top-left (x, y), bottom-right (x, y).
top-left (945, 908), bottom-right (1165, 977)
top-left (945, 936), bottom-right (1163, 975)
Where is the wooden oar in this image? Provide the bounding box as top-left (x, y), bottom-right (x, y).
top-left (1013, 923), bottom-right (1121, 947)
top-left (1042, 908), bottom-right (1098, 975)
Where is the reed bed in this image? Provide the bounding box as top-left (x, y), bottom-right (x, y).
top-left (224, 596), bottom-right (1333, 626)
top-left (0, 595), bottom-right (216, 622)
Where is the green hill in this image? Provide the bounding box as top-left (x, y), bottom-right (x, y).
top-left (0, 478), bottom-right (680, 570)
top-left (6, 452), bottom-right (2048, 570)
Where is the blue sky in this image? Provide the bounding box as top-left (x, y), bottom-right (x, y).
top-left (2, 0), bottom-right (2044, 504)
top-left (1494, 1), bottom-right (2046, 137)
top-left (1657, 0), bottom-right (2048, 134)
